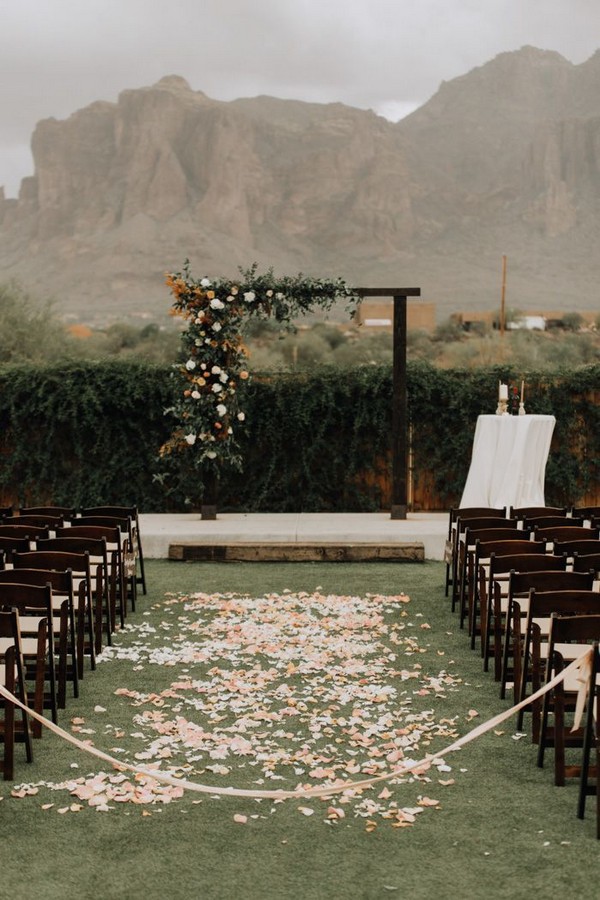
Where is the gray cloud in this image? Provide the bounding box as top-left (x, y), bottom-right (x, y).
top-left (1, 0), bottom-right (598, 195)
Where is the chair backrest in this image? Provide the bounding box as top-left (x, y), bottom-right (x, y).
top-left (458, 516), bottom-right (518, 536)
top-left (527, 589), bottom-right (600, 620)
top-left (493, 553), bottom-right (567, 575)
top-left (14, 514), bottom-right (65, 529)
top-left (74, 516), bottom-right (131, 535)
top-left (524, 516), bottom-right (584, 530)
top-left (19, 506), bottom-right (76, 521)
top-left (13, 549), bottom-right (91, 579)
top-left (510, 569), bottom-right (595, 598)
top-left (0, 506), bottom-right (14, 519)
top-left (466, 527), bottom-right (526, 546)
top-left (571, 506), bottom-right (600, 521)
top-left (0, 581), bottom-right (54, 619)
top-left (554, 539), bottom-right (600, 557)
top-left (0, 524), bottom-right (50, 541)
top-left (58, 524), bottom-right (122, 545)
top-left (0, 536), bottom-right (32, 562)
top-left (534, 526), bottom-right (600, 544)
top-left (0, 566), bottom-right (74, 594)
top-left (476, 539), bottom-right (546, 560)
top-left (449, 506), bottom-right (506, 534)
top-left (510, 506), bottom-right (568, 520)
top-left (572, 552), bottom-right (600, 576)
top-left (548, 613), bottom-right (600, 649)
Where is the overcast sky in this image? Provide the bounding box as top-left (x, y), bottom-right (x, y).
top-left (1, 0), bottom-right (598, 196)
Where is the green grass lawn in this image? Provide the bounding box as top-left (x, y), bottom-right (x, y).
top-left (1, 560), bottom-right (597, 900)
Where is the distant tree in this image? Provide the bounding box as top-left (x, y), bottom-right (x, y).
top-left (562, 312), bottom-right (584, 332)
top-left (0, 281), bottom-right (71, 363)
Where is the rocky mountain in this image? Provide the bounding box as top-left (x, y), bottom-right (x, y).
top-left (1, 46), bottom-right (600, 324)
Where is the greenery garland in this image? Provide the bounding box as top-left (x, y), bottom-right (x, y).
top-left (159, 261), bottom-right (359, 498)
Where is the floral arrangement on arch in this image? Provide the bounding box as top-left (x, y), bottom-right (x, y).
top-left (159, 261), bottom-right (359, 481)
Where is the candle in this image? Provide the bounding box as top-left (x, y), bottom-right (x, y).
top-left (499, 383), bottom-right (508, 401)
top-left (520, 380), bottom-right (524, 403)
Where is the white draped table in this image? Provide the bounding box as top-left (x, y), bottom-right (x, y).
top-left (459, 414), bottom-right (556, 509)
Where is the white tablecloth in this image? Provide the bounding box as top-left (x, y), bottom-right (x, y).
top-left (459, 414), bottom-right (556, 509)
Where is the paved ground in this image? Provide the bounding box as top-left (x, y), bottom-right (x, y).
top-left (138, 511), bottom-right (448, 561)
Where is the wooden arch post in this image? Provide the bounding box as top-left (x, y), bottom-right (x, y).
top-left (356, 287), bottom-right (421, 519)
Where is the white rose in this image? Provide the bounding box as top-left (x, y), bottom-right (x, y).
top-left (206, 450), bottom-right (217, 459)
top-left (184, 433), bottom-right (196, 445)
top-left (211, 365), bottom-right (221, 374)
top-left (185, 359), bottom-right (196, 370)
top-left (244, 291), bottom-right (255, 303)
top-left (237, 412), bottom-right (246, 422)
top-left (204, 338), bottom-right (211, 344)
top-left (210, 298), bottom-right (225, 310)
top-left (211, 383), bottom-right (222, 393)
top-left (276, 292), bottom-right (284, 300)
top-left (200, 278), bottom-right (211, 287)
top-left (220, 372), bottom-right (229, 383)
top-left (212, 322), bottom-right (222, 332)
top-left (226, 294), bottom-right (234, 302)
top-left (195, 313), bottom-right (205, 323)
top-left (216, 403), bottom-right (227, 416)
top-left (266, 289), bottom-right (273, 297)
top-left (191, 390), bottom-right (201, 400)
top-left (200, 363), bottom-right (207, 370)
top-left (227, 427), bottom-right (233, 435)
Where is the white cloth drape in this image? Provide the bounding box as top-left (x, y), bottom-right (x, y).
top-left (459, 414), bottom-right (556, 509)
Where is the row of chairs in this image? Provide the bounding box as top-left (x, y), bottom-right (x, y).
top-left (0, 504), bottom-right (147, 780)
top-left (445, 503), bottom-right (600, 838)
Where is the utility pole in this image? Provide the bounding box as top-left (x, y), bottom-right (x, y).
top-left (500, 254), bottom-right (507, 337)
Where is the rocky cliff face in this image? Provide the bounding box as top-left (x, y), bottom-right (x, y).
top-left (1, 50), bottom-right (600, 322)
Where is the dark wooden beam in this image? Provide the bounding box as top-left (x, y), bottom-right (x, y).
top-left (353, 286), bottom-right (421, 519)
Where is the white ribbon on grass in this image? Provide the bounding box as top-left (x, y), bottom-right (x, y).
top-left (0, 648), bottom-right (593, 800)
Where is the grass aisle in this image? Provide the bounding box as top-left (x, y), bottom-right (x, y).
top-left (1, 560), bottom-right (597, 900)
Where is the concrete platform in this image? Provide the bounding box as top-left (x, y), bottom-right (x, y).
top-left (138, 512), bottom-right (448, 562)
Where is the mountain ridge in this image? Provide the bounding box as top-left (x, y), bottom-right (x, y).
top-left (1, 45), bottom-right (599, 324)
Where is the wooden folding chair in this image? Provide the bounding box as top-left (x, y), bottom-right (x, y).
top-left (444, 507), bottom-right (506, 597)
top-left (453, 518), bottom-right (521, 622)
top-left (0, 567), bottom-right (81, 705)
top-left (466, 534), bottom-right (542, 645)
top-left (537, 614), bottom-right (600, 787)
top-left (60, 524), bottom-right (127, 628)
top-left (72, 511), bottom-right (137, 625)
top-left (482, 553), bottom-right (569, 681)
top-left (0, 582), bottom-right (59, 737)
top-left (0, 608), bottom-right (33, 778)
top-left (500, 565), bottom-right (592, 701)
top-left (517, 590), bottom-right (600, 740)
top-left (577, 640), bottom-right (599, 837)
top-left (80, 505), bottom-right (146, 596)
top-left (15, 549), bottom-right (98, 674)
top-left (34, 537), bottom-right (111, 654)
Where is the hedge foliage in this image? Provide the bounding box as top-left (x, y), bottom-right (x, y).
top-left (0, 360), bottom-right (598, 511)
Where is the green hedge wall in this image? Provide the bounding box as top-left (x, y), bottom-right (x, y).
top-left (0, 360), bottom-right (598, 511)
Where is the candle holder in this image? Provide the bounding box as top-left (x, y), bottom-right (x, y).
top-left (496, 399), bottom-right (508, 415)
top-left (518, 401), bottom-right (526, 416)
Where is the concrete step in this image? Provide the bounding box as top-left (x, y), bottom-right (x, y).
top-left (169, 541), bottom-right (425, 562)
